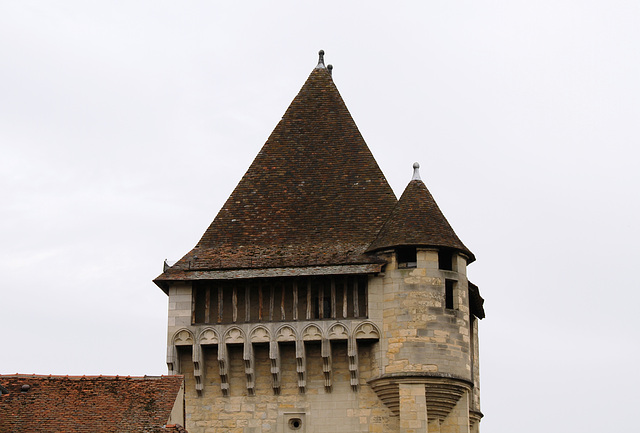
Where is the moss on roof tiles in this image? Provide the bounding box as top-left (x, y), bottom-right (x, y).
top-left (158, 60), bottom-right (396, 279)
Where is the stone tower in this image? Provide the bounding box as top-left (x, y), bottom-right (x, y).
top-left (154, 51), bottom-right (485, 433)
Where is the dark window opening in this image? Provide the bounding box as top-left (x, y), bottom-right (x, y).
top-left (397, 247), bottom-right (417, 268)
top-left (439, 250), bottom-right (453, 271)
top-left (193, 287), bottom-right (207, 324)
top-left (445, 279), bottom-right (455, 309)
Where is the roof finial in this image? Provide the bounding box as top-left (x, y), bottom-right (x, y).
top-left (412, 162), bottom-right (421, 180)
top-left (327, 64), bottom-right (333, 76)
top-left (316, 49), bottom-right (325, 69)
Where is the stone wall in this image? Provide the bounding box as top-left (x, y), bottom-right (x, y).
top-left (377, 250), bottom-right (471, 379)
top-left (178, 342), bottom-right (396, 433)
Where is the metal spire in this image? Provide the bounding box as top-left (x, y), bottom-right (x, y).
top-left (412, 162), bottom-right (421, 181)
top-left (315, 49), bottom-right (325, 69)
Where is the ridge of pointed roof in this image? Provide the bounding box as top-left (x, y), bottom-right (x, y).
top-left (367, 164), bottom-right (475, 263)
top-left (156, 51), bottom-right (397, 285)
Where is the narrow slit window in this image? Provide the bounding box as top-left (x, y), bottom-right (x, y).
top-left (445, 279), bottom-right (455, 309)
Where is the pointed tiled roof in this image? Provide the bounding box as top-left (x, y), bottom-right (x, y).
top-left (156, 52), bottom-right (397, 284)
top-left (367, 165), bottom-right (475, 262)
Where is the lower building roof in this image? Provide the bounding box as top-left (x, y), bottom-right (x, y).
top-left (0, 375), bottom-right (184, 433)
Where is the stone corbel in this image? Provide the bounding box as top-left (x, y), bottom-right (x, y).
top-left (348, 335), bottom-right (359, 391)
top-left (322, 337), bottom-right (332, 392)
top-left (296, 339), bottom-right (306, 393)
top-left (217, 343), bottom-right (230, 396)
top-left (243, 341), bottom-right (255, 396)
top-left (167, 344), bottom-right (179, 375)
top-left (193, 343), bottom-right (204, 394)
top-left (269, 340), bottom-right (281, 394)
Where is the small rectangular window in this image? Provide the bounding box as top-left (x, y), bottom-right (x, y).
top-left (445, 279), bottom-right (455, 309)
top-left (439, 250), bottom-right (453, 271)
top-left (397, 247), bottom-right (417, 268)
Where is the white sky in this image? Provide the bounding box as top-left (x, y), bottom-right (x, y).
top-left (1, 2), bottom-right (638, 432)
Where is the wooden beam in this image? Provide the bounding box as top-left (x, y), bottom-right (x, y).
top-left (353, 278), bottom-right (359, 318)
top-left (245, 285), bottom-right (250, 322)
top-left (306, 280), bottom-right (312, 320)
top-left (191, 285), bottom-right (197, 325)
top-left (319, 280), bottom-right (324, 319)
top-left (204, 286), bottom-right (211, 324)
top-left (280, 281), bottom-right (286, 320)
top-left (293, 281), bottom-right (298, 321)
top-left (343, 279), bottom-right (348, 319)
top-left (330, 277), bottom-right (336, 319)
top-left (258, 281), bottom-right (263, 321)
top-left (217, 285), bottom-right (223, 323)
top-left (363, 277), bottom-right (368, 318)
top-left (232, 286), bottom-right (238, 323)
top-left (269, 284), bottom-right (274, 321)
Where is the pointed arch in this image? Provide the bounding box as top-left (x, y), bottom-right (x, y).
top-left (223, 326), bottom-right (246, 344)
top-left (172, 328), bottom-right (195, 346)
top-left (198, 327), bottom-right (220, 345)
top-left (301, 323), bottom-right (323, 341)
top-left (353, 321), bottom-right (381, 340)
top-left (328, 322), bottom-right (349, 340)
top-left (249, 325), bottom-right (271, 343)
top-left (275, 324), bottom-right (298, 342)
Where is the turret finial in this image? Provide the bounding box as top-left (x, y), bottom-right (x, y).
top-left (412, 162), bottom-right (421, 180)
top-left (316, 50), bottom-right (325, 69)
top-left (327, 64), bottom-right (333, 76)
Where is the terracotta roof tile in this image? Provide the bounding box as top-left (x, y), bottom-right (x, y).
top-left (0, 375), bottom-right (184, 433)
top-left (156, 54), bottom-right (396, 284)
top-left (164, 424), bottom-right (188, 433)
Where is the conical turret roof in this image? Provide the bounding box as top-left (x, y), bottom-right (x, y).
top-left (156, 52), bottom-right (397, 283)
top-left (367, 164), bottom-right (475, 262)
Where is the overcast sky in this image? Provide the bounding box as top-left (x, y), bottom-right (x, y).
top-left (1, 2), bottom-right (639, 432)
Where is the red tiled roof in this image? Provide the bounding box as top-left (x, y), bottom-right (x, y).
top-left (367, 178), bottom-right (475, 262)
top-left (0, 375), bottom-right (184, 433)
top-left (156, 54), bottom-right (397, 285)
